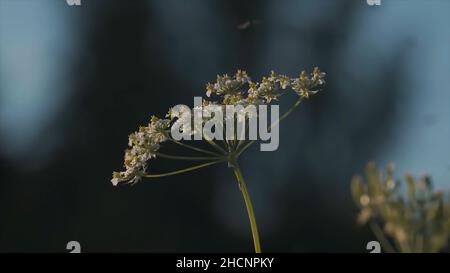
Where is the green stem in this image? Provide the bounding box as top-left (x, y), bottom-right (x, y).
top-left (156, 152), bottom-right (223, 161)
top-left (143, 160), bottom-right (224, 178)
top-left (369, 221), bottom-right (396, 253)
top-left (205, 138), bottom-right (227, 154)
top-left (235, 122), bottom-right (249, 152)
top-left (231, 161), bottom-right (261, 253)
top-left (168, 138), bottom-right (221, 156)
top-left (235, 140), bottom-right (246, 151)
top-left (237, 98), bottom-right (303, 157)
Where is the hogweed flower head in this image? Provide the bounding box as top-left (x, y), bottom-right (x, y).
top-left (112, 67), bottom-right (325, 186)
top-left (112, 67), bottom-right (326, 252)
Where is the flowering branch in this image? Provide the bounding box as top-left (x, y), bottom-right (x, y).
top-left (112, 68), bottom-right (326, 252)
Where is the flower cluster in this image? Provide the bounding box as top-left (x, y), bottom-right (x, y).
top-left (112, 68), bottom-right (325, 186)
top-left (291, 67), bottom-right (326, 99)
top-left (351, 162), bottom-right (450, 253)
top-left (206, 70), bottom-right (250, 104)
top-left (206, 67), bottom-right (325, 104)
top-left (111, 116), bottom-right (170, 186)
top-left (111, 67), bottom-right (326, 253)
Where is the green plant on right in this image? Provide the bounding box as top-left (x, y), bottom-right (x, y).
top-left (351, 162), bottom-right (450, 253)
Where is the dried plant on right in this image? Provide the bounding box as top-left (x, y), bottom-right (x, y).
top-left (351, 162), bottom-right (450, 253)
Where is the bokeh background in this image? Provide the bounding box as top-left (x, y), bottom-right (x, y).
top-left (1, 0), bottom-right (449, 252)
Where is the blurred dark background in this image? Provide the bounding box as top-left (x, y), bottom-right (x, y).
top-left (0, 0), bottom-right (449, 252)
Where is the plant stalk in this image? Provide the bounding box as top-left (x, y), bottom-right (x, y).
top-left (143, 160), bottom-right (225, 178)
top-left (230, 160), bottom-right (261, 253)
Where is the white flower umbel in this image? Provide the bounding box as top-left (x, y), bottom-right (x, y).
top-left (112, 68), bottom-right (326, 252)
